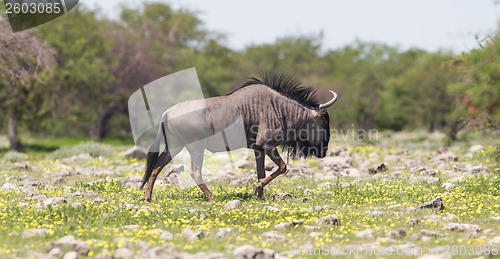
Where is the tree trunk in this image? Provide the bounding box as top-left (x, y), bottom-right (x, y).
top-left (91, 103), bottom-right (121, 140)
top-left (91, 112), bottom-right (105, 140)
top-left (447, 118), bottom-right (464, 146)
top-left (8, 110), bottom-right (22, 152)
top-left (428, 120), bottom-right (435, 132)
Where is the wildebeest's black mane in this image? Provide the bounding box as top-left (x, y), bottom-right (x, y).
top-left (231, 72), bottom-right (320, 109)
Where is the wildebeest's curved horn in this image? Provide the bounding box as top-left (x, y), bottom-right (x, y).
top-left (319, 90), bottom-right (338, 110)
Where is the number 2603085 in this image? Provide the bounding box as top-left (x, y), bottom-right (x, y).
top-left (443, 245), bottom-right (498, 256)
top-left (5, 3), bottom-right (62, 14)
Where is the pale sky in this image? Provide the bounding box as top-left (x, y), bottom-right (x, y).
top-left (84, 0), bottom-right (500, 54)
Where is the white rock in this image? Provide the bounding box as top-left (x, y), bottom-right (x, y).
top-left (388, 204), bottom-right (402, 209)
top-left (421, 236), bottom-right (432, 242)
top-left (315, 215), bottom-right (341, 226)
top-left (424, 215), bottom-right (443, 222)
top-left (442, 223), bottom-right (482, 233)
top-left (343, 168), bottom-right (362, 177)
top-left (490, 236), bottom-right (500, 244)
top-left (47, 235), bottom-right (90, 256)
top-left (43, 197), bottom-right (68, 207)
top-left (417, 254), bottom-right (451, 259)
top-left (263, 206), bottom-right (281, 212)
top-left (421, 229), bottom-right (443, 237)
top-left (63, 251), bottom-right (79, 259)
top-left (72, 190), bottom-right (98, 198)
top-left (469, 145), bottom-right (484, 153)
top-left (123, 146), bottom-right (147, 159)
top-left (436, 151), bottom-right (458, 162)
top-left (318, 156), bottom-right (352, 170)
top-left (449, 176), bottom-right (466, 182)
top-left (22, 228), bottom-right (49, 238)
top-left (224, 200), bottom-right (242, 210)
top-left (367, 211), bottom-right (384, 217)
top-left (153, 229), bottom-right (173, 240)
top-left (305, 226), bottom-right (317, 231)
top-left (386, 229), bottom-right (406, 238)
top-left (329, 146), bottom-right (350, 157)
top-left (1, 182), bottom-right (16, 191)
top-left (234, 159), bottom-right (254, 168)
top-left (121, 203), bottom-right (138, 212)
top-left (356, 229), bottom-right (374, 239)
top-left (114, 248), bottom-right (133, 258)
top-left (443, 214), bottom-right (459, 222)
top-left (275, 221), bottom-right (302, 229)
top-left (406, 218), bottom-right (421, 226)
top-left (307, 206), bottom-right (324, 211)
top-left (391, 171), bottom-right (403, 178)
top-left (442, 183), bottom-right (455, 190)
top-left (409, 176), bottom-right (439, 184)
top-left (469, 165), bottom-right (488, 174)
top-left (216, 227), bottom-right (232, 239)
top-left (376, 237), bottom-right (396, 243)
top-left (48, 247), bottom-right (63, 257)
top-left (262, 231), bottom-right (287, 241)
top-left (121, 225), bottom-right (140, 230)
top-left (60, 153), bottom-right (93, 164)
top-left (181, 228), bottom-right (204, 240)
top-left (233, 245), bottom-right (266, 259)
top-left (270, 193), bottom-right (296, 200)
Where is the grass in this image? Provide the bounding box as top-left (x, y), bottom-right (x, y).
top-left (50, 142), bottom-right (114, 159)
top-left (0, 131), bottom-right (499, 258)
top-left (1, 151), bottom-right (27, 163)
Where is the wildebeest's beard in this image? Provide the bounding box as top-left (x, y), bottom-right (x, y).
top-left (284, 113), bottom-right (330, 158)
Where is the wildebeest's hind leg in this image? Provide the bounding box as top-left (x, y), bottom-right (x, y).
top-left (253, 149), bottom-right (266, 199)
top-left (143, 151), bottom-right (172, 202)
top-left (255, 148), bottom-right (287, 191)
top-left (143, 146), bottom-right (181, 202)
top-left (187, 145), bottom-right (215, 202)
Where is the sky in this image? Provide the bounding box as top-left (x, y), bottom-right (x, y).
top-left (84, 0), bottom-right (500, 54)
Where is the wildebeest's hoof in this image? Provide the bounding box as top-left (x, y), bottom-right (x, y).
top-left (253, 183), bottom-right (262, 193)
top-left (253, 182), bottom-right (264, 199)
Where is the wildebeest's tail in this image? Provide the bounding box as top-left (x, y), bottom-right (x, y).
top-left (141, 126), bottom-right (163, 188)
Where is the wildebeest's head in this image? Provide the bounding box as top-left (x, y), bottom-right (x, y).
top-left (291, 91), bottom-right (337, 158)
top-left (242, 73), bottom-right (338, 158)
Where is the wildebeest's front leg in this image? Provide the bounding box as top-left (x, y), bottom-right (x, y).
top-left (255, 148), bottom-right (287, 193)
top-left (253, 149), bottom-right (266, 199)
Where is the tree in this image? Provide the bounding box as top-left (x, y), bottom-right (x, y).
top-left (322, 41), bottom-right (399, 130)
top-left (36, 6), bottom-right (116, 139)
top-left (376, 50), bottom-right (455, 131)
top-left (0, 20), bottom-right (55, 151)
top-left (240, 33), bottom-right (324, 77)
top-left (447, 31), bottom-right (500, 142)
top-left (31, 3), bottom-right (227, 139)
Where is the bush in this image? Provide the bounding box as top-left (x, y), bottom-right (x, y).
top-left (51, 142), bottom-right (113, 159)
top-left (2, 151), bottom-right (27, 163)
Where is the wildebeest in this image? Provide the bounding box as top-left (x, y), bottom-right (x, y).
top-left (141, 73), bottom-right (338, 201)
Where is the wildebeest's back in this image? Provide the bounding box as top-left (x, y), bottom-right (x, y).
top-left (163, 84), bottom-right (313, 151)
top-left (163, 96), bottom-right (244, 150)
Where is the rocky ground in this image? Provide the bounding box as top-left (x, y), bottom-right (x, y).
top-left (0, 131), bottom-right (499, 258)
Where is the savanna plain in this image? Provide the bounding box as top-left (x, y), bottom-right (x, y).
top-left (0, 131), bottom-right (499, 259)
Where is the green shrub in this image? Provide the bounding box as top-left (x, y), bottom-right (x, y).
top-left (2, 151), bottom-right (27, 163)
top-left (51, 142), bottom-right (113, 159)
